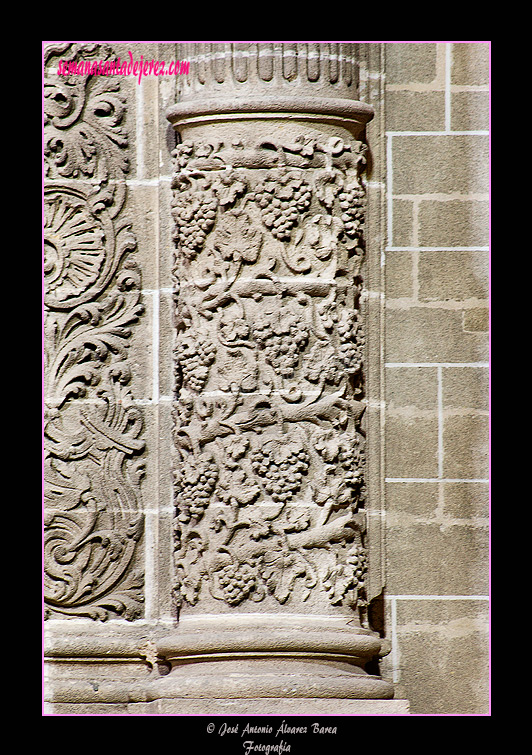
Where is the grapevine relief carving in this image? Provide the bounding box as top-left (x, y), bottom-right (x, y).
top-left (172, 134), bottom-right (370, 624)
top-left (43, 44), bottom-right (145, 620)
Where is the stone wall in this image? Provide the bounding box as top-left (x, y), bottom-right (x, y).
top-left (377, 43), bottom-right (489, 714)
top-left (43, 41), bottom-right (490, 716)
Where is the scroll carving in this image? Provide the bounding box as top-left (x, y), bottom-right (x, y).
top-left (43, 44), bottom-right (145, 621)
top-left (172, 134), bottom-right (370, 624)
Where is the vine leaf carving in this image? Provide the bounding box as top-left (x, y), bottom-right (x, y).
top-left (260, 547), bottom-right (317, 604)
top-left (214, 210), bottom-right (263, 264)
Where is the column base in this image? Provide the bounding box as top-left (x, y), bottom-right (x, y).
top-left (44, 616), bottom-right (401, 712)
top-left (151, 614), bottom-right (395, 702)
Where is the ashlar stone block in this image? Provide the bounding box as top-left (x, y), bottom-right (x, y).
top-left (385, 44), bottom-right (439, 86)
top-left (418, 199), bottom-right (489, 247)
top-left (393, 599), bottom-right (489, 714)
top-left (451, 43), bottom-right (490, 86)
top-left (392, 135), bottom-right (489, 195)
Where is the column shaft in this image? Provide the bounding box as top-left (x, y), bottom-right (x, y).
top-left (154, 43), bottom-right (394, 703)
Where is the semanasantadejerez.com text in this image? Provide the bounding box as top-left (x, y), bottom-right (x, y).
top-left (56, 52), bottom-right (190, 83)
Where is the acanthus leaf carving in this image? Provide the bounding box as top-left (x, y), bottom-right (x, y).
top-left (43, 44), bottom-right (145, 621)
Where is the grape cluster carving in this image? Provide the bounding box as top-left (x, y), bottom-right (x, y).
top-left (348, 548), bottom-right (367, 589)
top-left (337, 310), bottom-right (365, 377)
top-left (323, 546), bottom-right (368, 606)
top-left (338, 183), bottom-right (366, 239)
top-left (253, 171), bottom-right (311, 240)
top-left (175, 455), bottom-right (218, 523)
top-left (174, 334), bottom-right (216, 392)
top-left (251, 441), bottom-right (310, 503)
top-left (315, 430), bottom-right (364, 477)
top-left (336, 442), bottom-right (364, 491)
top-left (252, 312), bottom-right (309, 378)
top-left (172, 188), bottom-right (218, 260)
top-left (302, 344), bottom-right (344, 386)
top-left (216, 563), bottom-right (256, 605)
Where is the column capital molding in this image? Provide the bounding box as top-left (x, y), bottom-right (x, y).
top-left (169, 43), bottom-right (374, 134)
top-left (167, 95), bottom-right (374, 132)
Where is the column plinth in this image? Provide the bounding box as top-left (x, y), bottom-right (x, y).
top-left (152, 615), bottom-right (393, 700)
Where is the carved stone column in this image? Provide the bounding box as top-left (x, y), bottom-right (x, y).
top-left (152, 43), bottom-right (398, 712)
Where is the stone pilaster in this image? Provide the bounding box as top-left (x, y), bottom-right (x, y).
top-left (43, 43), bottom-right (146, 623)
top-left (152, 42), bottom-right (396, 709)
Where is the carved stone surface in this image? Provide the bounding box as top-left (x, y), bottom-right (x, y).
top-left (42, 42), bottom-right (489, 716)
top-left (43, 43), bottom-right (146, 621)
top-left (170, 130), bottom-right (371, 622)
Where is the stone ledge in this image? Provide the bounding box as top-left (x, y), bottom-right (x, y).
top-left (45, 698), bottom-right (410, 715)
